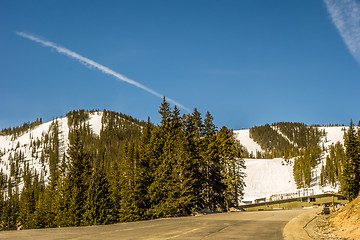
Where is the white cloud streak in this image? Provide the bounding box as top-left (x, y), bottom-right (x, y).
top-left (16, 32), bottom-right (190, 112)
top-left (324, 0), bottom-right (360, 64)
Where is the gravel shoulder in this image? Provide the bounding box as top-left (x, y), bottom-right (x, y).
top-left (286, 207), bottom-right (358, 240)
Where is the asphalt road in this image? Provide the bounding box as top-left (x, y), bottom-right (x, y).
top-left (0, 209), bottom-right (312, 240)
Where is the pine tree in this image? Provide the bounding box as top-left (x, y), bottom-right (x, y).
top-left (158, 97), bottom-right (171, 128)
top-left (217, 126), bottom-right (245, 210)
top-left (19, 164), bottom-right (36, 229)
top-left (118, 141), bottom-right (141, 222)
top-left (109, 161), bottom-right (121, 223)
top-left (147, 99), bottom-right (172, 218)
top-left (83, 166), bottom-right (113, 225)
top-left (19, 183), bottom-right (36, 229)
top-left (342, 120), bottom-right (360, 201)
top-left (33, 191), bottom-right (47, 229)
top-left (183, 109), bottom-right (203, 210)
top-left (63, 131), bottom-right (92, 226)
top-left (164, 106), bottom-right (195, 216)
top-left (202, 111), bottom-right (223, 211)
top-left (53, 153), bottom-right (68, 227)
top-left (2, 178), bottom-right (19, 230)
top-left (134, 117), bottom-right (153, 219)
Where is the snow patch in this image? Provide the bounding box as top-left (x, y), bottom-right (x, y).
top-left (319, 126), bottom-right (347, 149)
top-left (234, 129), bottom-right (263, 155)
top-left (242, 158), bottom-right (297, 202)
top-left (88, 112), bottom-right (103, 136)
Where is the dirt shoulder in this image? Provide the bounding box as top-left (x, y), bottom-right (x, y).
top-left (303, 196), bottom-right (360, 240)
top-left (331, 196), bottom-right (360, 239)
top-left (304, 211), bottom-right (343, 239)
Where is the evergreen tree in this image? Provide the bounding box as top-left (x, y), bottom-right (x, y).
top-left (2, 178), bottom-right (19, 230)
top-left (19, 164), bottom-right (36, 229)
top-left (134, 117), bottom-right (153, 220)
top-left (118, 141), bottom-right (141, 222)
top-left (342, 120), bottom-right (360, 201)
top-left (83, 166), bottom-right (113, 225)
top-left (147, 99), bottom-right (172, 218)
top-left (183, 109), bottom-right (204, 210)
top-left (63, 131), bottom-right (92, 226)
top-left (217, 126), bottom-right (245, 210)
top-left (163, 106), bottom-right (195, 216)
top-left (52, 153), bottom-right (68, 227)
top-left (33, 191), bottom-right (48, 229)
top-left (109, 161), bottom-right (121, 223)
top-left (202, 111), bottom-right (223, 211)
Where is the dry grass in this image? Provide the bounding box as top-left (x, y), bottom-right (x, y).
top-left (330, 195), bottom-right (360, 240)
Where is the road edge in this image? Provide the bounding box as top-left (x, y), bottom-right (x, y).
top-left (282, 209), bottom-right (320, 240)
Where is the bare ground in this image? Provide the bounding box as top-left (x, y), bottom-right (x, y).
top-left (305, 199), bottom-right (360, 240)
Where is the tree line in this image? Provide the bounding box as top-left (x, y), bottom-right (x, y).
top-left (0, 118), bottom-right (43, 139)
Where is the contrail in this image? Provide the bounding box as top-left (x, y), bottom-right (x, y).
top-left (16, 32), bottom-right (190, 112)
top-left (324, 0), bottom-right (360, 65)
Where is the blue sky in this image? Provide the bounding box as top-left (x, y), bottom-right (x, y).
top-left (1, 0), bottom-right (359, 130)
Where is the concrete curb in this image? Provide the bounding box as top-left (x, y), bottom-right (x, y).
top-left (283, 209), bottom-right (320, 240)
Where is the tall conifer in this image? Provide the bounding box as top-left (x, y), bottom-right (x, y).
top-left (84, 166), bottom-right (113, 225)
top-left (63, 131), bottom-right (92, 226)
top-left (202, 111), bottom-right (222, 210)
top-left (217, 126), bottom-right (245, 210)
top-left (135, 117), bottom-right (153, 219)
top-left (342, 120), bottom-right (360, 201)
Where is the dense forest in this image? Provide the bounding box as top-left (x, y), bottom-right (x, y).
top-left (0, 99), bottom-right (246, 230)
top-left (249, 124), bottom-right (297, 159)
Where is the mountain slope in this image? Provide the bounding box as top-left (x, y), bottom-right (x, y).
top-left (236, 124), bottom-right (348, 202)
top-left (234, 129), bottom-right (263, 157)
top-left (242, 158), bottom-right (297, 202)
top-left (0, 112), bottom-right (104, 191)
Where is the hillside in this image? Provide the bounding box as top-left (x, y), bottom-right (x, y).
top-left (0, 112), bottom-right (103, 190)
top-left (233, 130), bottom-right (263, 158)
top-left (0, 109), bottom-right (148, 200)
top-left (241, 158), bottom-right (297, 202)
top-left (331, 195), bottom-right (360, 239)
top-left (0, 105), bottom-right (247, 230)
top-left (235, 124), bottom-right (348, 202)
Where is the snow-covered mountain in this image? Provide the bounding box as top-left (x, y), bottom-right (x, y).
top-left (235, 126), bottom-right (347, 202)
top-left (0, 112), bottom-right (103, 191)
top-left (0, 113), bottom-right (348, 203)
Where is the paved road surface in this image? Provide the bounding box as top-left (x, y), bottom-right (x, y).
top-left (0, 209), bottom-right (313, 240)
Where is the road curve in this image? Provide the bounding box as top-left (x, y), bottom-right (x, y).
top-left (0, 209), bottom-right (313, 240)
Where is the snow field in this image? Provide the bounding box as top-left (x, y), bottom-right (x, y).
top-left (242, 158), bottom-right (297, 202)
top-left (233, 129), bottom-right (263, 156)
top-left (238, 126), bottom-right (348, 202)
